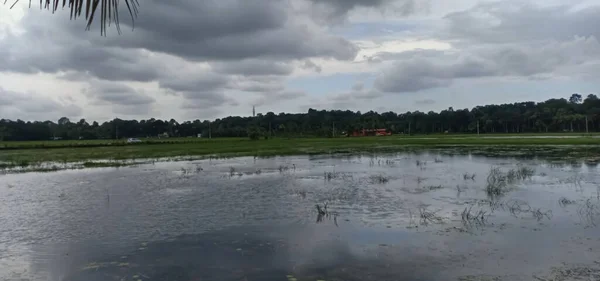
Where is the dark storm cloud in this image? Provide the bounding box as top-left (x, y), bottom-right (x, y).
top-left (86, 0), bottom-right (358, 61)
top-left (308, 0), bottom-right (421, 19)
top-left (0, 0), bottom-right (359, 108)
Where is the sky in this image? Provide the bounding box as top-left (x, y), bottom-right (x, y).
top-left (1, 0), bottom-right (600, 122)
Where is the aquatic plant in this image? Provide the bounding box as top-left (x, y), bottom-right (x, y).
top-left (486, 167), bottom-right (509, 197)
top-left (461, 205), bottom-right (488, 228)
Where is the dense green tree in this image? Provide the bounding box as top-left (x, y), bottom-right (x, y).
top-left (3, 94), bottom-right (600, 141)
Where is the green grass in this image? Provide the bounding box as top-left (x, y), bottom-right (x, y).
top-left (1, 135), bottom-right (600, 169)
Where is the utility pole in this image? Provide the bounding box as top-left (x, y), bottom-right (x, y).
top-left (477, 120), bottom-right (480, 135)
top-left (269, 121), bottom-right (272, 137)
top-left (208, 121), bottom-right (212, 139)
top-left (408, 121), bottom-right (412, 135)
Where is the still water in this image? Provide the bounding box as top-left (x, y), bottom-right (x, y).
top-left (1, 151), bottom-right (600, 281)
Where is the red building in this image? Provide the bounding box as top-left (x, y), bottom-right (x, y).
top-left (348, 129), bottom-right (391, 137)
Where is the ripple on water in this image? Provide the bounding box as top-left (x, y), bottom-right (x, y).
top-left (1, 151), bottom-right (600, 280)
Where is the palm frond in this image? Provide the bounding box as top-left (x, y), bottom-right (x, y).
top-left (5, 0), bottom-right (140, 35)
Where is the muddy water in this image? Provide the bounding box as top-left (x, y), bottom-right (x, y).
top-left (1, 151), bottom-right (600, 281)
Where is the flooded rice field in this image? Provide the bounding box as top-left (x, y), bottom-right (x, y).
top-left (1, 150), bottom-right (600, 281)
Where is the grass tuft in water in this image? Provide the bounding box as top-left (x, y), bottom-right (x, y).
top-left (486, 167), bottom-right (509, 197)
top-left (461, 205), bottom-right (488, 228)
top-left (418, 206), bottom-right (444, 225)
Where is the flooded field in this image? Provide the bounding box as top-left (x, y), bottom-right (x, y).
top-left (1, 150), bottom-right (600, 281)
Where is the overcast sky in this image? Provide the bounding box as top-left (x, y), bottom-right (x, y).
top-left (1, 0), bottom-right (599, 122)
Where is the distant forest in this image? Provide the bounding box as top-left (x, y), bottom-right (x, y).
top-left (1, 94), bottom-right (600, 141)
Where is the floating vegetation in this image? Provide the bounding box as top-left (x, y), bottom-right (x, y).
top-left (229, 166), bottom-right (236, 177)
top-left (324, 171), bottom-right (354, 181)
top-left (463, 173), bottom-right (476, 181)
top-left (425, 185), bottom-right (444, 191)
top-left (558, 197), bottom-right (576, 208)
top-left (415, 160), bottom-right (426, 167)
top-left (369, 174), bottom-right (390, 184)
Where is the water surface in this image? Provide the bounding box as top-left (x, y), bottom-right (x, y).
top-left (1, 151), bottom-right (600, 280)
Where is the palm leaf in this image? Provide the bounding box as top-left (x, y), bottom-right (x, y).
top-left (5, 0), bottom-right (140, 35)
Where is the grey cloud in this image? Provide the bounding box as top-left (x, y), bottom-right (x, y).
top-left (352, 82), bottom-right (364, 91)
top-left (0, 87), bottom-right (82, 121)
top-left (0, 34), bottom-right (161, 82)
top-left (228, 76), bottom-right (286, 92)
top-left (444, 2), bottom-right (600, 44)
top-left (301, 60), bottom-right (323, 73)
top-left (308, 0), bottom-right (421, 19)
top-left (254, 90), bottom-right (307, 106)
top-left (374, 37), bottom-right (600, 93)
top-left (212, 59), bottom-right (293, 76)
top-left (415, 99), bottom-right (435, 105)
top-left (0, 0), bottom-right (358, 109)
top-left (89, 0), bottom-right (358, 61)
top-left (158, 73), bottom-right (229, 93)
top-left (332, 89), bottom-right (383, 102)
top-left (180, 91), bottom-right (234, 110)
top-left (85, 81), bottom-right (155, 106)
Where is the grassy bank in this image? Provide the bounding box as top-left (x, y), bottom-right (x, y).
top-left (1, 132), bottom-right (600, 150)
top-left (1, 135), bottom-right (600, 169)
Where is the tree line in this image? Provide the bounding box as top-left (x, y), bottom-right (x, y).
top-left (1, 94), bottom-right (600, 141)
